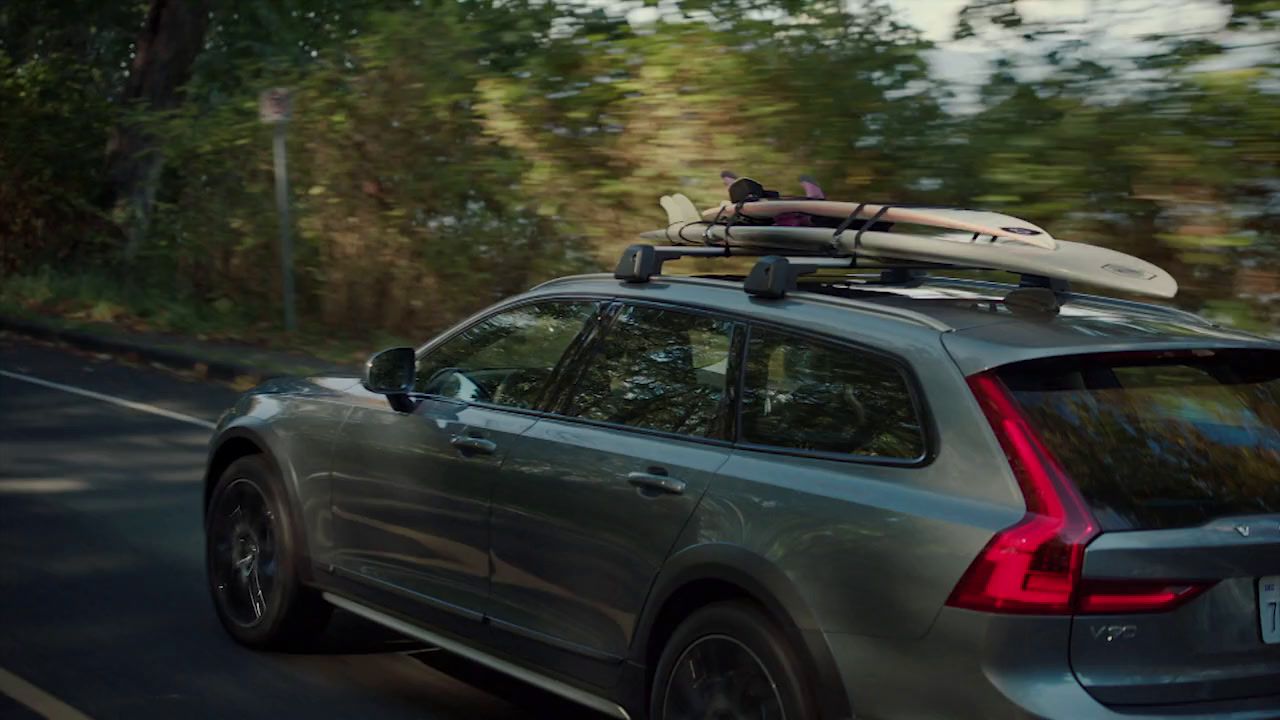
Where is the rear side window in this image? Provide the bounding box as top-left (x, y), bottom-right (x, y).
top-left (567, 304), bottom-right (736, 438)
top-left (1002, 350), bottom-right (1280, 531)
top-left (741, 327), bottom-right (926, 460)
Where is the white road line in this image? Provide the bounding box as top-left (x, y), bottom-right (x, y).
top-left (0, 666), bottom-right (93, 720)
top-left (0, 369), bottom-right (216, 430)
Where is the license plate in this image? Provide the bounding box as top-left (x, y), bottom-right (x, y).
top-left (1262, 576), bottom-right (1280, 644)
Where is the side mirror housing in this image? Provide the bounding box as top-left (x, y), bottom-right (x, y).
top-left (362, 347), bottom-right (417, 412)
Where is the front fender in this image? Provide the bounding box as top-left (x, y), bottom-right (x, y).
top-left (204, 421), bottom-right (287, 502)
top-left (204, 391), bottom-right (350, 580)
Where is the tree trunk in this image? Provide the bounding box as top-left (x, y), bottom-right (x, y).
top-left (104, 0), bottom-right (213, 261)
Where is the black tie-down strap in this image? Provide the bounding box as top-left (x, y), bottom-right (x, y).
top-left (831, 204), bottom-right (892, 253)
top-left (704, 199), bottom-right (755, 249)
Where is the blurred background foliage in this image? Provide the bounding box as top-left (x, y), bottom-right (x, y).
top-left (0, 0), bottom-right (1277, 354)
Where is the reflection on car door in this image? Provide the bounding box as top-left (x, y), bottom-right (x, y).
top-left (329, 300), bottom-right (600, 619)
top-left (487, 303), bottom-right (740, 661)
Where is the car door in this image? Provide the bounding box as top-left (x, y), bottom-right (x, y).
top-left (329, 299), bottom-right (603, 619)
top-left (487, 302), bottom-right (741, 661)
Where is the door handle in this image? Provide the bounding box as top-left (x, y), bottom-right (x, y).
top-left (627, 471), bottom-right (686, 495)
top-left (451, 435), bottom-right (497, 456)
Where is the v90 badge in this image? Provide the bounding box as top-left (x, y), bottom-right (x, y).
top-left (1091, 624), bottom-right (1138, 642)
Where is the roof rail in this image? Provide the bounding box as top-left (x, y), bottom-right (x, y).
top-left (919, 276), bottom-right (1215, 327)
top-left (1066, 292), bottom-right (1217, 327)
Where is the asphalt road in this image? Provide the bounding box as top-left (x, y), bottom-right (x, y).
top-left (0, 332), bottom-right (602, 720)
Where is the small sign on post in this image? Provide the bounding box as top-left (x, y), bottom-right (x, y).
top-left (260, 88), bottom-right (297, 333)
top-left (259, 88), bottom-right (292, 124)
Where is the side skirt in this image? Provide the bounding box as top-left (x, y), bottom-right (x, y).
top-left (321, 592), bottom-right (632, 720)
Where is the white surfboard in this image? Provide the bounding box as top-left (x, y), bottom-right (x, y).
top-left (640, 221), bottom-right (1176, 298)
top-left (701, 200), bottom-right (1057, 250)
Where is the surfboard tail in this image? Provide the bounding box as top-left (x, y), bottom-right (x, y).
top-left (659, 194), bottom-right (701, 226)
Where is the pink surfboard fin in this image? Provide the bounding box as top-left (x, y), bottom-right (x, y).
top-left (775, 175), bottom-right (826, 226)
top-left (800, 175), bottom-right (826, 200)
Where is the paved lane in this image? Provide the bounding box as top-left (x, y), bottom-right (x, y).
top-left (0, 333), bottom-right (599, 720)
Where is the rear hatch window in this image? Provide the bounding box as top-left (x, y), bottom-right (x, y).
top-left (999, 349), bottom-right (1280, 531)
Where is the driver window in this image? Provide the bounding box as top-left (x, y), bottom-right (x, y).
top-left (742, 328), bottom-right (925, 459)
top-left (415, 301), bottom-right (597, 409)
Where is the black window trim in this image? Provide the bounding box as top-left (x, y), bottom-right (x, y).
top-left (733, 320), bottom-right (937, 468)
top-left (409, 292), bottom-right (937, 465)
top-left (532, 301), bottom-right (616, 415)
top-left (541, 300), bottom-right (620, 419)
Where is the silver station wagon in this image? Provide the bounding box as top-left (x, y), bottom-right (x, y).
top-left (203, 248), bottom-right (1280, 720)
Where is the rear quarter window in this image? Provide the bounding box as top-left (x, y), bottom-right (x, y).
top-left (741, 327), bottom-right (926, 460)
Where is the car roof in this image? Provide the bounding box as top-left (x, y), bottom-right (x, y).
top-left (529, 272), bottom-right (1277, 375)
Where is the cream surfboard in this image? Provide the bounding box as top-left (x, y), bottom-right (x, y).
top-left (701, 200), bottom-right (1057, 250)
top-left (641, 220), bottom-right (1177, 298)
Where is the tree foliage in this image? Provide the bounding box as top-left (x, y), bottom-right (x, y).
top-left (0, 0), bottom-right (1277, 343)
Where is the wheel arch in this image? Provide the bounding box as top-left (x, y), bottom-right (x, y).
top-left (203, 424), bottom-right (316, 581)
top-left (628, 543), bottom-right (853, 720)
top-left (205, 430), bottom-right (268, 511)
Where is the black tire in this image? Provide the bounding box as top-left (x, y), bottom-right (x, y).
top-left (205, 455), bottom-right (331, 649)
top-left (650, 600), bottom-right (818, 720)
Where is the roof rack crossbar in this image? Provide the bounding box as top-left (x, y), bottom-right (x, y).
top-left (614, 244), bottom-right (733, 283)
top-left (744, 256), bottom-right (858, 299)
top-left (743, 256), bottom-right (992, 299)
top-left (617, 243), bottom-right (1068, 285)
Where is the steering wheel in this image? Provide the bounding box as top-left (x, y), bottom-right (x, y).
top-left (423, 367), bottom-right (491, 402)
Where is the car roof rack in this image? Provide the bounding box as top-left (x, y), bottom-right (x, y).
top-left (615, 244), bottom-right (1054, 299)
top-left (615, 244), bottom-right (969, 283)
top-left (606, 244), bottom-right (1215, 326)
top-left (743, 257), bottom-right (952, 299)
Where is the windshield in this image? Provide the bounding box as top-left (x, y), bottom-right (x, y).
top-left (1000, 349), bottom-right (1280, 531)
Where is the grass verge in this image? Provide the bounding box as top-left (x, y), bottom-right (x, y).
top-left (0, 268), bottom-right (411, 368)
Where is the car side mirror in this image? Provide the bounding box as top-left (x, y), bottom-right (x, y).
top-left (362, 347), bottom-right (417, 412)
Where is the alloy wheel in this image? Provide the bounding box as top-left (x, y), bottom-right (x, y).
top-left (661, 634), bottom-right (786, 720)
top-left (209, 478), bottom-right (278, 627)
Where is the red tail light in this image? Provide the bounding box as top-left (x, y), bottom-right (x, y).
top-left (946, 371), bottom-right (1099, 614)
top-left (947, 372), bottom-right (1214, 615)
top-left (1076, 580), bottom-right (1213, 614)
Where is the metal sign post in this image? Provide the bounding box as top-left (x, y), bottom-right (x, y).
top-left (260, 88), bottom-right (297, 333)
